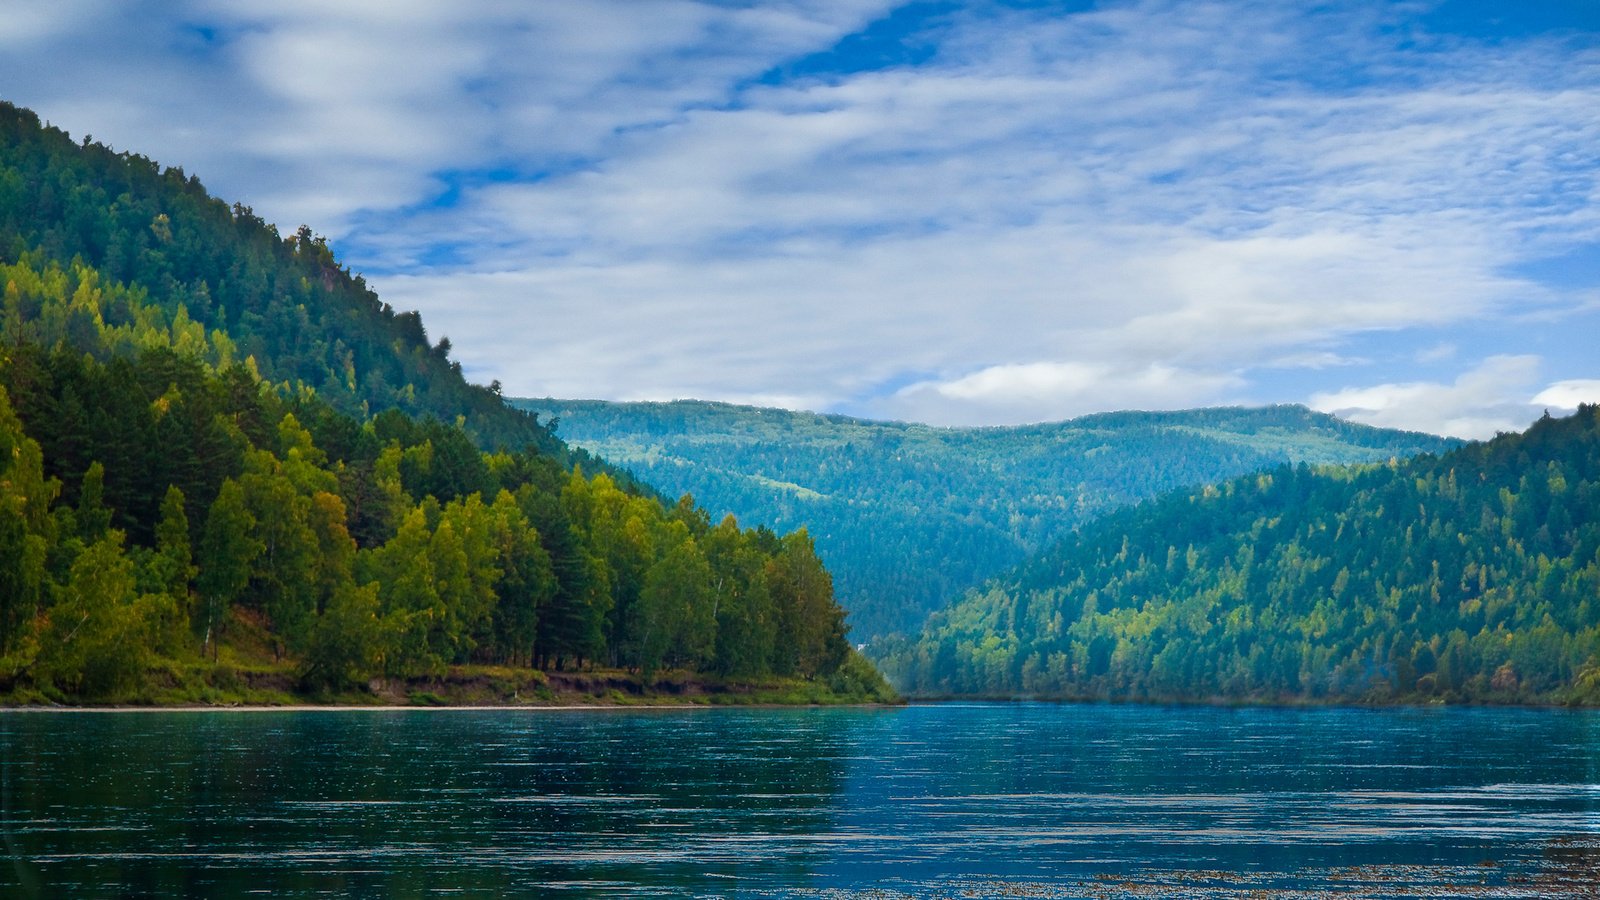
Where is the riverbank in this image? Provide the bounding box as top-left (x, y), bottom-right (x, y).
top-left (901, 688), bottom-right (1598, 708)
top-left (1, 661), bottom-right (901, 709)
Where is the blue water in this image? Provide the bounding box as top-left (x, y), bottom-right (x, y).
top-left (3, 703), bottom-right (1599, 897)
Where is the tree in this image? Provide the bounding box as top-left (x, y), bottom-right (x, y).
top-left (150, 485), bottom-right (195, 596)
top-left (521, 484), bottom-right (606, 669)
top-left (768, 530), bottom-right (848, 678)
top-left (237, 458), bottom-right (318, 658)
top-left (637, 521), bottom-right (714, 680)
top-left (37, 531), bottom-right (154, 698)
top-left (483, 490), bottom-right (556, 665)
top-left (76, 460), bottom-right (112, 542)
top-left (705, 516), bottom-right (775, 678)
top-left (300, 582), bottom-right (383, 691)
top-left (194, 478), bottom-right (261, 658)
top-left (146, 484), bottom-right (196, 652)
top-left (360, 505), bottom-right (442, 677)
top-left (0, 384), bottom-right (57, 661)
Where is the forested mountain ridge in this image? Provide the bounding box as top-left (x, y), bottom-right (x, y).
top-left (0, 100), bottom-right (638, 486)
top-left (515, 397), bottom-right (1460, 640)
top-left (883, 406), bottom-right (1600, 705)
top-left (0, 101), bottom-right (889, 704)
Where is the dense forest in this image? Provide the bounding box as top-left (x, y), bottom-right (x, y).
top-left (883, 407), bottom-right (1600, 705)
top-left (0, 102), bottom-right (888, 704)
top-left (0, 100), bottom-right (645, 485)
top-left (519, 398), bottom-right (1458, 641)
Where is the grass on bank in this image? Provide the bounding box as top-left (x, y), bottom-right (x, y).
top-left (2, 643), bottom-right (899, 708)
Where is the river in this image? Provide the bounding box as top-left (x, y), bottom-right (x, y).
top-left (3, 703), bottom-right (1599, 897)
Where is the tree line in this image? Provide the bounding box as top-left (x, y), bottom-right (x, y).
top-left (883, 406), bottom-right (1600, 704)
top-left (0, 259), bottom-right (874, 700)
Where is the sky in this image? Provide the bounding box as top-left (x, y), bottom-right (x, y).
top-left (2, 0), bottom-right (1597, 439)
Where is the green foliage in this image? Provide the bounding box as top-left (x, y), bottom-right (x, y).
top-left (888, 407), bottom-right (1600, 705)
top-left (517, 398), bottom-right (1459, 640)
top-left (195, 478), bottom-right (260, 655)
top-left (300, 583), bottom-right (383, 692)
top-left (35, 531), bottom-right (156, 699)
top-left (638, 522), bottom-right (715, 679)
top-left (150, 485), bottom-right (195, 600)
top-left (767, 530), bottom-right (848, 678)
top-left (0, 383), bottom-right (57, 670)
top-left (0, 99), bottom-right (644, 487)
top-left (825, 649), bottom-right (898, 702)
top-left (0, 100), bottom-right (884, 703)
top-left (0, 347), bottom-right (863, 698)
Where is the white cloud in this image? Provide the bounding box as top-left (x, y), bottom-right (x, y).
top-left (0, 1), bottom-right (897, 235)
top-left (0, 0), bottom-right (109, 46)
top-left (929, 361), bottom-right (1110, 403)
top-left (1415, 342), bottom-right (1457, 364)
top-left (877, 361), bottom-right (1245, 426)
top-left (366, 0), bottom-right (1597, 428)
top-left (1533, 380), bottom-right (1600, 410)
top-left (1309, 355), bottom-right (1547, 439)
top-left (1, 0), bottom-right (1596, 430)
top-left (1262, 351), bottom-right (1368, 370)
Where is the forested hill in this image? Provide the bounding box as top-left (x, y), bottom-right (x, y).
top-left (0, 100), bottom-right (890, 704)
top-left (884, 407), bottom-right (1600, 705)
top-left (514, 398), bottom-right (1459, 641)
top-left (0, 100), bottom-right (631, 485)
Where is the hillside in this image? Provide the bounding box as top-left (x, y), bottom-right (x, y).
top-left (514, 398), bottom-right (1460, 640)
top-left (884, 406), bottom-right (1600, 705)
top-left (0, 102), bottom-right (890, 705)
top-left (0, 100), bottom-right (645, 490)
top-left (0, 344), bottom-right (887, 704)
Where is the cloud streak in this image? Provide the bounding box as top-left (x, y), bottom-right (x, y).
top-left (1309, 355), bottom-right (1552, 439)
top-left (1, 0), bottom-right (1596, 436)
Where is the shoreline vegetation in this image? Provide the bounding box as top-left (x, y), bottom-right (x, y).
top-left (902, 692), bottom-right (1599, 710)
top-left (11, 690), bottom-right (1595, 712)
top-left (1, 662), bottom-right (900, 710)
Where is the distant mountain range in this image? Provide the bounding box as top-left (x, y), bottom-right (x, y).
top-left (513, 399), bottom-right (1461, 641)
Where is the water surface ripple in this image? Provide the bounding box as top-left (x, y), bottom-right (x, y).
top-left (3, 703), bottom-right (1598, 897)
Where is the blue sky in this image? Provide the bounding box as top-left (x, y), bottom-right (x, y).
top-left (2, 0), bottom-right (1597, 438)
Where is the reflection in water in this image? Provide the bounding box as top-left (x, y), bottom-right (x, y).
top-left (1, 708), bottom-right (858, 896)
top-left (2, 704), bottom-right (1600, 897)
